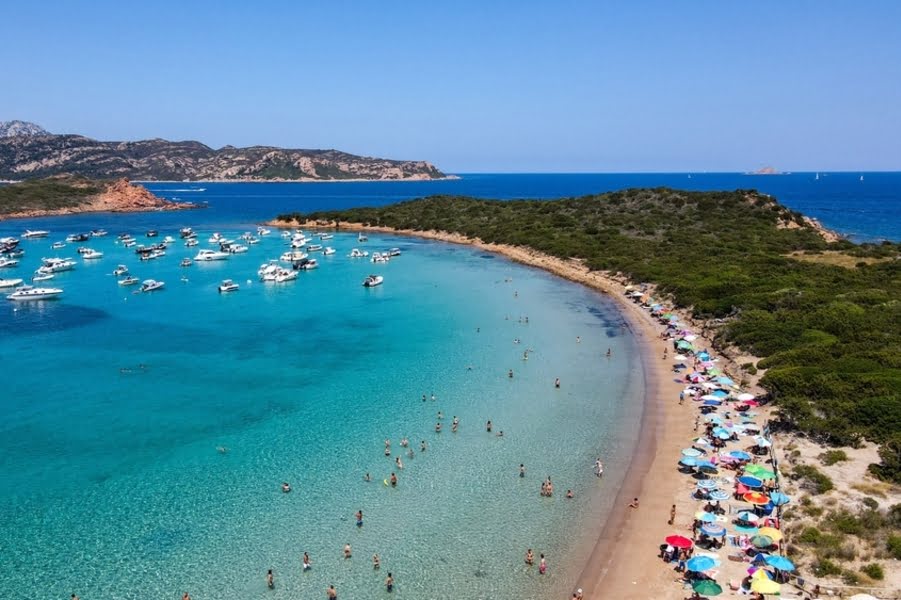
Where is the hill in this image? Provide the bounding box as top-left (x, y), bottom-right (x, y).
top-left (0, 120), bottom-right (50, 137)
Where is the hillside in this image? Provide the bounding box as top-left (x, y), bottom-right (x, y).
top-left (0, 120), bottom-right (50, 137)
top-left (0, 175), bottom-right (194, 218)
top-left (0, 125), bottom-right (445, 181)
top-left (277, 189), bottom-right (901, 480)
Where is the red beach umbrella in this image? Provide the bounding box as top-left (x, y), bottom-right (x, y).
top-left (743, 491), bottom-right (770, 505)
top-left (665, 535), bottom-right (694, 549)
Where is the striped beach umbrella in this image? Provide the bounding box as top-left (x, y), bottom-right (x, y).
top-left (682, 448), bottom-right (703, 457)
top-left (697, 479), bottom-right (718, 490)
top-left (701, 523), bottom-right (726, 537)
top-left (708, 489), bottom-right (730, 501)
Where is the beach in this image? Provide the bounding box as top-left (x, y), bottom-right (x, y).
top-left (268, 218), bottom-right (754, 599)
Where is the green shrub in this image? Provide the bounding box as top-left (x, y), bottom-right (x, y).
top-left (812, 558), bottom-right (842, 577)
top-left (887, 534), bottom-right (901, 560)
top-left (842, 570), bottom-right (861, 585)
top-left (819, 449), bottom-right (849, 466)
top-left (861, 497), bottom-right (879, 510)
top-left (861, 563), bottom-right (884, 580)
top-left (742, 362), bottom-right (758, 375)
top-left (868, 433), bottom-right (901, 484)
top-left (792, 464), bottom-right (835, 494)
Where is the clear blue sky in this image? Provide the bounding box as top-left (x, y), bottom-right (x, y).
top-left (2, 1), bottom-right (899, 172)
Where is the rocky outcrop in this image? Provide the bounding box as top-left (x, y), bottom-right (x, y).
top-left (0, 120), bottom-right (50, 138)
top-left (0, 130), bottom-right (447, 181)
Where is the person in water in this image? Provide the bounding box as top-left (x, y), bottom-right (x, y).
top-left (267, 569), bottom-right (274, 589)
top-left (508, 369), bottom-right (514, 378)
top-left (183, 594), bottom-right (191, 600)
top-left (606, 348), bottom-right (612, 357)
top-left (344, 543), bottom-right (352, 559)
top-left (390, 472), bottom-right (398, 487)
top-left (525, 548), bottom-right (534, 565)
top-left (386, 572), bottom-right (394, 592)
top-left (438, 411), bottom-right (444, 419)
top-left (496, 430), bottom-right (504, 437)
top-left (555, 377), bottom-right (560, 388)
top-left (539, 554), bottom-right (547, 574)
top-left (566, 489), bottom-right (574, 499)
top-left (281, 482), bottom-right (291, 493)
top-left (435, 422), bottom-right (442, 433)
top-left (520, 464), bottom-right (526, 477)
top-left (355, 510), bottom-right (363, 527)
top-left (303, 552), bottom-right (312, 570)
top-left (364, 473), bottom-right (371, 482)
top-left (326, 584), bottom-right (337, 599)
top-left (373, 553), bottom-right (381, 569)
top-left (486, 420), bottom-right (492, 432)
top-left (420, 440), bottom-right (427, 452)
top-left (384, 446), bottom-right (391, 456)
top-left (395, 456), bottom-right (404, 469)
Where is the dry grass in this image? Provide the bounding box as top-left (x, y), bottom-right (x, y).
top-left (850, 481), bottom-right (893, 499)
top-left (787, 251), bottom-right (892, 269)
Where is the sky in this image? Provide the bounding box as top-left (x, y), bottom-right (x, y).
top-left (2, 1), bottom-right (900, 172)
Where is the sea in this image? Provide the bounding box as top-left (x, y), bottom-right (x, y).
top-left (0, 172), bottom-right (897, 600)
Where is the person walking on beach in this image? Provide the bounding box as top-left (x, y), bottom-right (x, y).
top-left (355, 510), bottom-right (363, 527)
top-left (326, 584), bottom-right (337, 599)
top-left (385, 572), bottom-right (394, 592)
top-left (344, 543), bottom-right (352, 559)
top-left (267, 568), bottom-right (274, 589)
top-left (669, 504), bottom-right (676, 525)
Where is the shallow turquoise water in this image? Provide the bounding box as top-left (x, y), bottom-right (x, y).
top-left (0, 230), bottom-right (644, 599)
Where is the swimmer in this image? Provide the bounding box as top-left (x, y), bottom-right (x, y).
top-left (344, 543), bottom-right (352, 559)
top-left (267, 568), bottom-right (274, 589)
top-left (451, 422), bottom-right (458, 433)
top-left (555, 377), bottom-right (560, 388)
top-left (496, 430), bottom-right (504, 437)
top-left (520, 464), bottom-right (526, 477)
top-left (355, 510), bottom-right (363, 527)
top-left (539, 554), bottom-right (547, 574)
top-left (281, 482), bottom-right (292, 493)
top-left (513, 338), bottom-right (520, 344)
top-left (395, 456), bottom-right (404, 469)
top-left (303, 552), bottom-right (312, 570)
top-left (486, 420), bottom-right (492, 433)
top-left (435, 422), bottom-right (442, 433)
top-left (407, 448), bottom-right (414, 459)
top-left (385, 438), bottom-right (391, 449)
top-left (327, 584), bottom-right (337, 599)
top-left (525, 548), bottom-right (534, 565)
top-left (508, 369), bottom-right (514, 378)
top-left (384, 447), bottom-right (391, 456)
top-left (523, 351), bottom-right (528, 360)
top-left (453, 416), bottom-right (459, 426)
top-left (373, 553), bottom-right (381, 569)
top-left (431, 393), bottom-right (436, 401)
top-left (390, 472), bottom-right (397, 487)
top-left (438, 411), bottom-right (444, 419)
top-left (420, 440), bottom-right (427, 452)
top-left (422, 394), bottom-right (426, 402)
top-left (386, 572), bottom-right (394, 593)
top-left (566, 489), bottom-right (574, 499)
top-left (216, 446), bottom-right (229, 454)
top-left (576, 336), bottom-right (581, 343)
top-left (606, 348), bottom-right (612, 358)
top-left (183, 594), bottom-right (191, 600)
top-left (72, 595), bottom-right (80, 600)
top-left (364, 473), bottom-right (371, 482)
top-left (400, 437), bottom-right (408, 447)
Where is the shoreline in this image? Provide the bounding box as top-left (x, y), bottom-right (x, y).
top-left (268, 218), bottom-right (735, 598)
top-left (135, 175), bottom-right (461, 184)
top-left (0, 203), bottom-right (199, 221)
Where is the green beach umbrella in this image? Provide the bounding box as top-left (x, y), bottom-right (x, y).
top-left (677, 340), bottom-right (694, 350)
top-left (745, 464), bottom-right (776, 479)
top-left (692, 580), bottom-right (723, 596)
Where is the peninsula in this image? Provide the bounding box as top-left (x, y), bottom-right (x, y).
top-left (0, 120), bottom-right (446, 182)
top-left (0, 175), bottom-right (195, 219)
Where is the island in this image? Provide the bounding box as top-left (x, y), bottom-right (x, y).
top-left (0, 175), bottom-right (196, 219)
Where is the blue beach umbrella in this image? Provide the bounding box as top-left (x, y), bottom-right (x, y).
top-left (701, 523), bottom-right (726, 537)
top-left (696, 479), bottom-right (718, 490)
top-left (686, 556), bottom-right (717, 572)
top-left (734, 524), bottom-right (759, 534)
top-left (697, 351), bottom-right (711, 360)
top-left (682, 448), bottom-right (703, 457)
top-left (704, 414), bottom-right (723, 424)
top-left (753, 436), bottom-right (772, 448)
top-left (716, 377), bottom-right (735, 386)
top-left (708, 489), bottom-right (730, 501)
top-left (703, 399), bottom-right (722, 406)
top-left (729, 450), bottom-right (752, 461)
top-left (712, 389), bottom-right (729, 398)
top-left (738, 476), bottom-right (764, 488)
top-left (714, 430), bottom-right (731, 440)
top-left (766, 555), bottom-right (796, 571)
top-left (736, 511), bottom-right (759, 523)
top-left (680, 457), bottom-right (699, 467)
top-left (769, 492), bottom-right (791, 506)
top-left (696, 511), bottom-right (717, 523)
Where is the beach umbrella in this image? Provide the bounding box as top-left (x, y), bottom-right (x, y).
top-left (745, 465), bottom-right (776, 479)
top-left (769, 492), bottom-right (791, 506)
top-left (685, 556), bottom-right (717, 572)
top-left (716, 376), bottom-right (735, 386)
top-left (680, 457), bottom-right (699, 467)
top-left (707, 368), bottom-right (722, 376)
top-left (703, 400), bottom-right (722, 407)
top-left (682, 334), bottom-right (698, 342)
top-left (765, 555), bottom-right (795, 571)
top-left (708, 489), bottom-right (730, 501)
top-left (704, 414), bottom-right (723, 424)
top-left (750, 534), bottom-right (775, 549)
top-left (729, 450), bottom-right (752, 461)
top-left (757, 527), bottom-right (783, 541)
top-left (700, 394), bottom-right (720, 401)
top-left (738, 475), bottom-right (764, 488)
top-left (714, 430), bottom-right (731, 440)
top-left (673, 354), bottom-right (689, 361)
top-left (701, 523), bottom-right (726, 537)
top-left (677, 340), bottom-right (693, 350)
top-left (712, 389), bottom-right (730, 398)
top-left (697, 462), bottom-right (719, 474)
top-left (695, 511), bottom-right (717, 522)
top-left (697, 351), bottom-right (710, 360)
top-left (744, 491), bottom-right (770, 505)
top-left (736, 392), bottom-right (755, 401)
top-left (734, 524), bottom-right (759, 534)
top-left (692, 437), bottom-right (712, 447)
top-left (751, 577), bottom-right (781, 595)
top-left (692, 580), bottom-right (723, 596)
top-left (682, 448), bottom-right (703, 457)
top-left (665, 535), bottom-right (693, 549)
top-left (697, 479), bottom-right (718, 489)
top-left (753, 436), bottom-right (772, 448)
top-left (737, 511), bottom-right (760, 523)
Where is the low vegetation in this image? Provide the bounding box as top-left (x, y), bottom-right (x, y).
top-left (0, 175), bottom-right (101, 215)
top-left (279, 188), bottom-right (901, 478)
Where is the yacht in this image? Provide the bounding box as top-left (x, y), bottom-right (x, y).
top-left (258, 262), bottom-right (280, 281)
top-left (280, 250), bottom-right (308, 262)
top-left (163, 235), bottom-right (176, 244)
top-left (195, 249), bottom-right (229, 261)
top-left (32, 273), bottom-right (54, 282)
top-left (113, 265), bottom-right (129, 276)
top-left (140, 279), bottom-right (165, 292)
top-left (387, 248), bottom-right (402, 257)
top-left (0, 258), bottom-right (19, 268)
top-left (224, 243), bottom-right (249, 254)
top-left (290, 238), bottom-right (310, 249)
top-left (123, 239), bottom-right (137, 248)
top-left (2, 248), bottom-right (24, 259)
top-left (52, 241), bottom-right (66, 249)
top-left (295, 257), bottom-right (318, 270)
top-left (257, 226), bottom-right (271, 236)
top-left (275, 269), bottom-right (298, 283)
top-left (306, 244), bottom-right (323, 252)
top-left (319, 233), bottom-right (333, 240)
top-left (247, 236), bottom-right (260, 245)
top-left (371, 252), bottom-right (389, 263)
top-left (118, 276), bottom-right (139, 286)
top-left (322, 247), bottom-right (336, 256)
top-left (117, 232), bottom-right (132, 240)
top-left (139, 249), bottom-right (165, 261)
top-left (348, 248), bottom-right (369, 258)
top-left (208, 232), bottom-right (224, 244)
top-left (90, 229), bottom-right (108, 237)
top-left (185, 238), bottom-right (199, 247)
top-left (23, 230), bottom-right (50, 239)
top-left (218, 279), bottom-right (240, 293)
top-left (66, 233), bottom-right (90, 243)
top-left (146, 230), bottom-right (159, 238)
top-left (7, 285), bottom-right (63, 301)
top-left (0, 278), bottom-right (24, 288)
top-left (180, 258), bottom-right (193, 267)
top-left (362, 275), bottom-right (384, 287)
top-left (180, 227), bottom-right (195, 238)
top-left (82, 249), bottom-right (104, 260)
top-left (76, 246), bottom-right (91, 255)
top-left (39, 257), bottom-right (77, 272)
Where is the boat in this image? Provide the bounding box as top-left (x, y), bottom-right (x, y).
top-left (185, 238), bottom-right (199, 247)
top-left (82, 249), bottom-right (103, 260)
top-left (860, 175), bottom-right (864, 181)
top-left (322, 247), bottom-right (336, 256)
top-left (118, 276), bottom-right (139, 286)
top-left (90, 229), bottom-right (108, 237)
top-left (52, 241), bottom-right (66, 249)
top-left (146, 230), bottom-right (159, 238)
top-left (113, 265), bottom-right (129, 276)
top-left (180, 227), bottom-right (195, 238)
top-left (218, 279), bottom-right (240, 293)
top-left (348, 248), bottom-right (369, 258)
top-left (38, 257), bottom-right (77, 272)
top-left (362, 275), bottom-right (383, 287)
top-left (306, 244), bottom-right (323, 252)
top-left (2, 248), bottom-right (24, 259)
top-left (140, 279), bottom-right (165, 292)
top-left (208, 233), bottom-right (224, 244)
top-left (371, 252), bottom-right (389, 263)
top-left (0, 258), bottom-right (19, 268)
top-left (76, 246), bottom-right (91, 255)
top-left (257, 226), bottom-right (271, 236)
top-left (7, 285), bottom-right (63, 301)
top-left (0, 278), bottom-right (24, 288)
top-left (247, 236), bottom-right (260, 245)
top-left (280, 250), bottom-right (308, 262)
top-left (66, 233), bottom-right (90, 242)
top-left (180, 258), bottom-right (193, 267)
top-left (290, 238), bottom-right (310, 249)
top-left (258, 262), bottom-right (280, 281)
top-left (117, 233), bottom-right (132, 240)
top-left (224, 243), bottom-right (248, 254)
top-left (123, 240), bottom-right (137, 248)
top-left (163, 235), bottom-right (176, 244)
top-left (275, 269), bottom-right (298, 283)
top-left (32, 273), bottom-right (54, 282)
top-left (139, 249), bottom-right (166, 261)
top-left (23, 230), bottom-right (50, 239)
top-left (387, 248), bottom-right (402, 257)
top-left (358, 233), bottom-right (368, 242)
top-left (295, 258), bottom-right (318, 270)
top-left (194, 249), bottom-right (229, 261)
top-left (319, 233), bottom-right (333, 240)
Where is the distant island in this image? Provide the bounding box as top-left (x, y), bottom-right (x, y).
top-left (0, 175), bottom-right (195, 219)
top-left (747, 166), bottom-right (785, 175)
top-left (0, 120), bottom-right (447, 182)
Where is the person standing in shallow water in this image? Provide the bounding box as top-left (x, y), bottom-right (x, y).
top-left (519, 463), bottom-right (526, 477)
top-left (539, 554), bottom-right (547, 574)
top-left (385, 572), bottom-right (394, 592)
top-left (326, 584), bottom-right (337, 599)
top-left (355, 509), bottom-right (363, 527)
top-left (267, 569), bottom-right (274, 589)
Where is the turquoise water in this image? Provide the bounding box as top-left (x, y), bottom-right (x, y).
top-left (0, 230), bottom-right (644, 599)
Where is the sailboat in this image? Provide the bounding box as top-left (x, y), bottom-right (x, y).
top-left (815, 173), bottom-right (819, 180)
top-left (860, 175), bottom-right (864, 181)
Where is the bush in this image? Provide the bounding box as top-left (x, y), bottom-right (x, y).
top-left (742, 362), bottom-right (758, 375)
top-left (887, 534), bottom-right (901, 560)
top-left (842, 570), bottom-right (861, 585)
top-left (792, 464), bottom-right (835, 494)
top-left (861, 497), bottom-right (879, 510)
top-left (868, 433), bottom-right (901, 484)
top-left (819, 449), bottom-right (849, 466)
top-left (812, 558), bottom-right (842, 576)
top-left (861, 563), bottom-right (884, 580)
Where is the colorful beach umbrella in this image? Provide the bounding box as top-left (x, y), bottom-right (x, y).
top-left (738, 475), bottom-right (764, 488)
top-left (736, 392), bottom-right (755, 401)
top-left (769, 491), bottom-right (791, 506)
top-left (729, 450), bottom-right (752, 461)
top-left (694, 511), bottom-right (717, 522)
top-left (682, 448), bottom-right (703, 457)
top-left (712, 389), bottom-right (729, 398)
top-left (679, 456), bottom-right (699, 467)
top-left (736, 511), bottom-right (760, 523)
top-left (697, 462), bottom-right (719, 474)
top-left (701, 523), bottom-right (726, 537)
top-left (750, 534), bottom-right (775, 549)
top-left (708, 489), bottom-right (730, 501)
top-left (757, 527), bottom-right (783, 541)
top-left (692, 580), bottom-right (723, 596)
top-left (716, 376), bottom-right (735, 386)
top-left (665, 535), bottom-right (693, 549)
top-left (745, 466), bottom-right (776, 480)
top-left (744, 491), bottom-right (770, 505)
top-left (765, 555), bottom-right (795, 571)
top-left (697, 479), bottom-right (718, 489)
top-left (751, 577), bottom-right (781, 595)
top-left (703, 399), bottom-right (723, 406)
top-left (685, 556), bottom-right (717, 572)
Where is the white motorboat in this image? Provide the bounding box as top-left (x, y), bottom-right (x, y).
top-left (348, 248), bottom-right (369, 258)
top-left (306, 244), bottom-right (323, 252)
top-left (225, 244), bottom-right (248, 254)
top-left (0, 278), bottom-right (24, 288)
top-left (322, 247), bottom-right (336, 255)
top-left (319, 233), bottom-right (334, 240)
top-left (0, 258), bottom-right (19, 268)
top-left (140, 279), bottom-right (165, 292)
top-left (82, 249), bottom-right (104, 260)
top-left (296, 258), bottom-right (318, 270)
top-left (146, 230), bottom-right (159, 238)
top-left (180, 258), bottom-right (193, 267)
top-left (123, 240), bottom-right (137, 248)
top-left (362, 275), bottom-right (383, 287)
top-left (371, 252), bottom-right (389, 264)
top-left (218, 279), bottom-right (240, 293)
top-left (290, 238), bottom-right (310, 249)
top-left (180, 227), bottom-right (195, 238)
top-left (280, 250), bottom-right (308, 262)
top-left (90, 229), bottom-right (108, 237)
top-left (52, 241), bottom-right (66, 249)
top-left (139, 250), bottom-right (165, 261)
top-left (163, 235), bottom-right (176, 244)
top-left (247, 236), bottom-right (260, 245)
top-left (23, 230), bottom-right (50, 239)
top-left (39, 257), bottom-right (77, 272)
top-left (2, 249), bottom-right (24, 259)
top-left (113, 265), bottom-right (129, 276)
top-left (185, 238), bottom-right (199, 247)
top-left (257, 227), bottom-right (271, 236)
top-left (7, 285), bottom-right (63, 301)
top-left (275, 269), bottom-right (297, 283)
top-left (387, 248), bottom-right (402, 257)
top-left (66, 233), bottom-right (90, 242)
top-left (32, 273), bottom-right (54, 282)
top-left (208, 233), bottom-right (224, 244)
top-left (119, 276), bottom-right (139, 286)
top-left (195, 249), bottom-right (229, 261)
top-left (358, 233), bottom-right (368, 242)
top-left (76, 246), bottom-right (90, 255)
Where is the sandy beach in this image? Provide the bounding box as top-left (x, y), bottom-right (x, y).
top-left (268, 218), bottom-right (749, 599)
